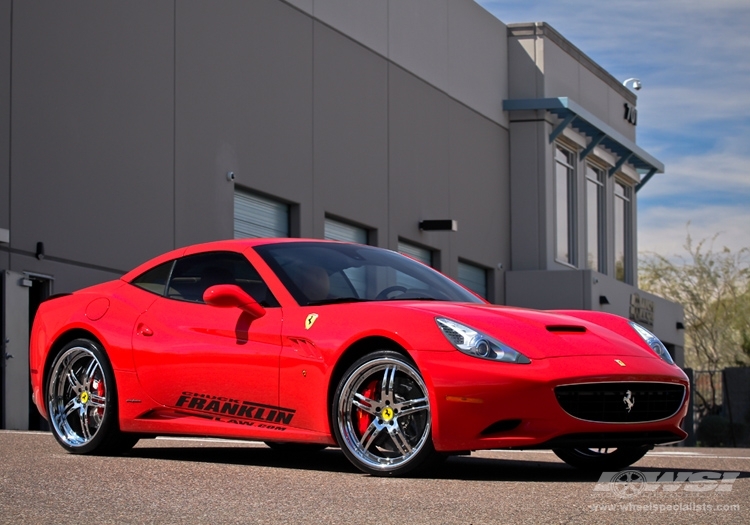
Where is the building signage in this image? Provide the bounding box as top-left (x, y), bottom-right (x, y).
top-left (623, 102), bottom-right (638, 126)
top-left (629, 293), bottom-right (654, 330)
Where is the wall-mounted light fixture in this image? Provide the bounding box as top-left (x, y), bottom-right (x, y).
top-left (599, 295), bottom-right (610, 305)
top-left (419, 220), bottom-right (457, 232)
top-left (36, 241), bottom-right (45, 260)
top-left (622, 78), bottom-right (642, 91)
top-left (676, 322), bottom-right (685, 330)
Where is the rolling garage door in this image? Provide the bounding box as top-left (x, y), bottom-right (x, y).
top-left (234, 191), bottom-right (289, 239)
top-left (458, 261), bottom-right (488, 299)
top-left (324, 218), bottom-right (368, 244)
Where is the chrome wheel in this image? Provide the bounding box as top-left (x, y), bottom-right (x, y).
top-left (48, 344), bottom-right (109, 448)
top-left (334, 352), bottom-right (434, 476)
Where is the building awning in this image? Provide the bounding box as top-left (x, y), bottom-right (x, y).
top-left (503, 97), bottom-right (664, 191)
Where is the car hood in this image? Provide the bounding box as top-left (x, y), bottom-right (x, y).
top-left (394, 301), bottom-right (657, 360)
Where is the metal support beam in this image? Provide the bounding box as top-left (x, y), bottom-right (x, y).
top-left (609, 153), bottom-right (632, 177)
top-left (636, 168), bottom-right (658, 192)
top-left (549, 112), bottom-right (576, 143)
top-left (579, 132), bottom-right (605, 161)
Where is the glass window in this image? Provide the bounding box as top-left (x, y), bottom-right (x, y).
top-left (234, 190), bottom-right (289, 239)
top-left (166, 251), bottom-right (278, 307)
top-left (555, 145), bottom-right (576, 265)
top-left (397, 241), bottom-right (434, 289)
top-left (255, 242), bottom-right (481, 306)
top-left (325, 218), bottom-right (369, 297)
top-left (614, 181), bottom-right (631, 282)
top-left (130, 260), bottom-right (174, 296)
top-left (458, 261), bottom-right (487, 299)
top-left (585, 164), bottom-right (605, 272)
top-left (397, 241), bottom-right (432, 267)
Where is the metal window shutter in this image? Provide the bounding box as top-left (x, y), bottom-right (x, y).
top-left (324, 218), bottom-right (368, 244)
top-left (234, 191), bottom-right (289, 239)
top-left (397, 241), bottom-right (432, 266)
top-left (458, 261), bottom-right (487, 298)
top-left (324, 219), bottom-right (368, 296)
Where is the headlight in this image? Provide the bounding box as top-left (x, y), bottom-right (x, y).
top-left (436, 318), bottom-right (530, 364)
top-left (630, 322), bottom-right (675, 365)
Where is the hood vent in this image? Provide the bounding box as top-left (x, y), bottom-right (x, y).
top-left (546, 325), bottom-right (587, 333)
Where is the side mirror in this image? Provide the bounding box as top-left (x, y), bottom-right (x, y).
top-left (203, 285), bottom-right (266, 320)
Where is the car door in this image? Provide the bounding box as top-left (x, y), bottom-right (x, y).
top-left (131, 251), bottom-right (283, 415)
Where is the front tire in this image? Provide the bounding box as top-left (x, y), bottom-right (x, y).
top-left (332, 351), bottom-right (437, 476)
top-left (46, 338), bottom-right (138, 455)
top-left (553, 446), bottom-right (650, 471)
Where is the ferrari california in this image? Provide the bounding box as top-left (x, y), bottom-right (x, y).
top-left (30, 239), bottom-right (689, 476)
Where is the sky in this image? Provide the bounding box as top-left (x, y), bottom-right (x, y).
top-left (477, 0), bottom-right (750, 259)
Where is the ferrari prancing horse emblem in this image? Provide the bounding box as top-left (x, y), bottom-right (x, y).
top-left (305, 313), bottom-right (319, 330)
top-left (623, 390), bottom-right (635, 413)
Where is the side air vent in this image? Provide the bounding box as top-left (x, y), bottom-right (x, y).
top-left (546, 325), bottom-right (586, 333)
top-left (481, 419), bottom-right (522, 435)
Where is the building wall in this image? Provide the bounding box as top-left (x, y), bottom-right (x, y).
top-left (9, 2), bottom-right (175, 277)
top-left (175, 0), bottom-right (314, 245)
top-left (0, 0), bottom-right (10, 272)
top-left (1, 0), bottom-right (511, 303)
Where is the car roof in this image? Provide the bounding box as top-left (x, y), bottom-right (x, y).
top-left (120, 238), bottom-right (349, 282)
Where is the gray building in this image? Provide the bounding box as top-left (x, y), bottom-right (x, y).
top-left (0, 0), bottom-right (684, 430)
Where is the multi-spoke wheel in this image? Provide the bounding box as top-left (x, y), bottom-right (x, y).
top-left (553, 446), bottom-right (650, 471)
top-left (332, 351), bottom-right (436, 476)
top-left (47, 338), bottom-right (138, 454)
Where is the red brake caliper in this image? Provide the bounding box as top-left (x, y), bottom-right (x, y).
top-left (93, 378), bottom-right (105, 417)
top-left (356, 380), bottom-right (378, 436)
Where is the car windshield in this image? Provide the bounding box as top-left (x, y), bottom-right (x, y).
top-left (254, 242), bottom-right (484, 307)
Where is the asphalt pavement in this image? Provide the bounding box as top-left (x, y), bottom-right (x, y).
top-left (0, 430), bottom-right (747, 524)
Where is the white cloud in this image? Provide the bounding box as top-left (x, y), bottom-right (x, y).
top-left (477, 0), bottom-right (750, 259)
top-left (637, 86), bottom-right (750, 137)
top-left (638, 204), bottom-right (750, 258)
top-left (639, 147), bottom-right (750, 200)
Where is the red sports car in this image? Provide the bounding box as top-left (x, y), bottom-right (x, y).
top-left (30, 239), bottom-right (689, 476)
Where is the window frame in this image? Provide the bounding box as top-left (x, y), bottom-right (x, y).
top-left (614, 179), bottom-right (633, 284)
top-left (585, 162), bottom-right (606, 273)
top-left (554, 143), bottom-right (577, 267)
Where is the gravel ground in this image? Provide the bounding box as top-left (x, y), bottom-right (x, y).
top-left (0, 430), bottom-right (747, 524)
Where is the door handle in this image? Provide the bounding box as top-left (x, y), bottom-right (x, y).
top-left (137, 324), bottom-right (154, 337)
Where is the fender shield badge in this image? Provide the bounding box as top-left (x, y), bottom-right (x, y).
top-left (615, 359), bottom-right (626, 367)
top-left (305, 313), bottom-right (319, 330)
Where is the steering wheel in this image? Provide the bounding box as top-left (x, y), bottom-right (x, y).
top-left (375, 285), bottom-right (407, 300)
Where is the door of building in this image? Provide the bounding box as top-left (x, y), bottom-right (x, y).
top-left (2, 271), bottom-right (30, 429)
top-left (1, 271), bottom-right (51, 430)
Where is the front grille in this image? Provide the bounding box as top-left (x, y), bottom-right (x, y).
top-left (555, 382), bottom-right (685, 423)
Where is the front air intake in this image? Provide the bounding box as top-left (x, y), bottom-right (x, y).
top-left (555, 382), bottom-right (685, 423)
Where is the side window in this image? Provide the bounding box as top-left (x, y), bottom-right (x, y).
top-left (130, 260), bottom-right (175, 296)
top-left (167, 252), bottom-right (279, 307)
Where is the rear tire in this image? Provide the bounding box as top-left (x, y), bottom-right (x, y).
top-left (46, 338), bottom-right (138, 455)
top-left (553, 446), bottom-right (650, 471)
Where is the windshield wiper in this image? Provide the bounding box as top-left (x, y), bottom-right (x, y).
top-left (307, 297), bottom-right (371, 306)
top-left (385, 296), bottom-right (440, 301)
